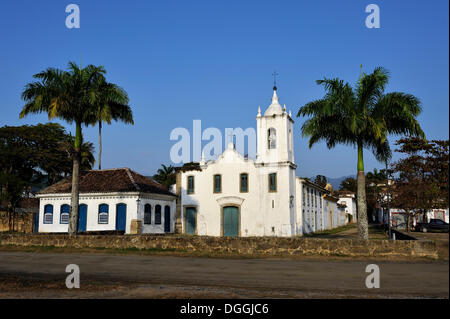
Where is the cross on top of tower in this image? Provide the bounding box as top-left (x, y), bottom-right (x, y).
top-left (272, 70), bottom-right (279, 90)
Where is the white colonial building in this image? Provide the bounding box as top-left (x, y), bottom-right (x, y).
top-left (338, 192), bottom-right (357, 223)
top-left (36, 168), bottom-right (177, 234)
top-left (175, 87), bottom-right (346, 237)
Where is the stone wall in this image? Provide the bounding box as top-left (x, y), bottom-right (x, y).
top-left (0, 211), bottom-right (34, 233)
top-left (0, 234), bottom-right (438, 259)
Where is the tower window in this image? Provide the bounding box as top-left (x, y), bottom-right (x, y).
top-left (269, 173), bottom-right (277, 192)
top-left (268, 128), bottom-right (277, 149)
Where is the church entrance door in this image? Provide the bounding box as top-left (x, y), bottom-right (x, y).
top-left (223, 206), bottom-right (239, 237)
top-left (185, 207), bottom-right (196, 235)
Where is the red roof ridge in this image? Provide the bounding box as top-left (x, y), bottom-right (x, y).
top-left (125, 168), bottom-right (141, 191)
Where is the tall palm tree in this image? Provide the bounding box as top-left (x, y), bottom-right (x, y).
top-left (153, 164), bottom-right (176, 188)
top-left (93, 77), bottom-right (133, 170)
top-left (297, 66), bottom-right (424, 239)
top-left (20, 62), bottom-right (130, 234)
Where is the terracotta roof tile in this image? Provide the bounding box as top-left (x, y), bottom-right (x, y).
top-left (38, 168), bottom-right (176, 197)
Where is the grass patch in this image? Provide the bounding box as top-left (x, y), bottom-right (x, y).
top-left (302, 224), bottom-right (355, 237)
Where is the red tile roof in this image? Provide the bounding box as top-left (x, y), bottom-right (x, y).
top-left (38, 168), bottom-right (176, 197)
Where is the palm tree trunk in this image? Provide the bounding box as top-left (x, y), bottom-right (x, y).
top-left (68, 122), bottom-right (82, 235)
top-left (98, 121), bottom-right (102, 170)
top-left (357, 142), bottom-right (369, 240)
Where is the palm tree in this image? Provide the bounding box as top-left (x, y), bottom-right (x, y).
top-left (297, 66), bottom-right (424, 239)
top-left (93, 77), bottom-right (133, 169)
top-left (20, 62), bottom-right (130, 234)
top-left (153, 164), bottom-right (176, 188)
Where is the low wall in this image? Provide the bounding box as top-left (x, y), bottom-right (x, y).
top-left (0, 234), bottom-right (438, 259)
top-left (0, 211), bottom-right (34, 233)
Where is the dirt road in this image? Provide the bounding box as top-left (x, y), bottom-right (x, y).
top-left (0, 251), bottom-right (448, 298)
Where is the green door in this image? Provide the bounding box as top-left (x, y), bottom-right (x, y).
top-left (185, 207), bottom-right (196, 235)
top-left (223, 206), bottom-right (239, 237)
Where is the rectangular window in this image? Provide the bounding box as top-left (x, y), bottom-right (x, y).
top-left (240, 173), bottom-right (248, 192)
top-left (269, 173), bottom-right (277, 192)
top-left (315, 191), bottom-right (317, 207)
top-left (213, 174), bottom-right (221, 193)
top-left (187, 176), bottom-right (195, 194)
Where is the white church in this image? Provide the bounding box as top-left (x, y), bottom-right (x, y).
top-left (36, 86), bottom-right (347, 236)
top-left (174, 86), bottom-right (347, 237)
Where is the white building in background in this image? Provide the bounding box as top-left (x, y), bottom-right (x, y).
top-left (175, 86), bottom-right (347, 237)
top-left (36, 168), bottom-right (177, 234)
top-left (381, 208), bottom-right (449, 230)
top-left (338, 192), bottom-right (357, 223)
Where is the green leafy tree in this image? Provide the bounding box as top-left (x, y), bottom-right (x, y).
top-left (19, 62), bottom-right (129, 234)
top-left (0, 124), bottom-right (94, 230)
top-left (298, 66), bottom-right (424, 239)
top-left (339, 177), bottom-right (357, 193)
top-left (391, 137), bottom-right (449, 230)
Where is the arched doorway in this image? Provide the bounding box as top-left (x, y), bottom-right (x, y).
top-left (223, 206), bottom-right (239, 237)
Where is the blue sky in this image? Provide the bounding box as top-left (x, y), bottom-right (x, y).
top-left (0, 0), bottom-right (448, 178)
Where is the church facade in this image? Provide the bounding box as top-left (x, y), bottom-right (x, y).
top-left (175, 87), bottom-right (346, 237)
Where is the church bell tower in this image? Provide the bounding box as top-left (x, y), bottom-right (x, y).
top-left (256, 85), bottom-right (295, 166)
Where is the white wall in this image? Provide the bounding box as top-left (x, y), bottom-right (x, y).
top-left (181, 145), bottom-right (297, 237)
top-left (339, 196), bottom-right (357, 222)
top-left (37, 192), bottom-right (176, 234)
top-left (139, 196), bottom-right (177, 234)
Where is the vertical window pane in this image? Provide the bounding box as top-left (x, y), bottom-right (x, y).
top-left (155, 205), bottom-right (162, 224)
top-left (187, 176), bottom-right (194, 194)
top-left (240, 173), bottom-right (248, 192)
top-left (214, 175), bottom-right (221, 193)
top-left (144, 204), bottom-right (151, 224)
top-left (269, 173), bottom-right (277, 192)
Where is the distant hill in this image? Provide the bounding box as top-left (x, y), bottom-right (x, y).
top-left (310, 175), bottom-right (355, 190)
